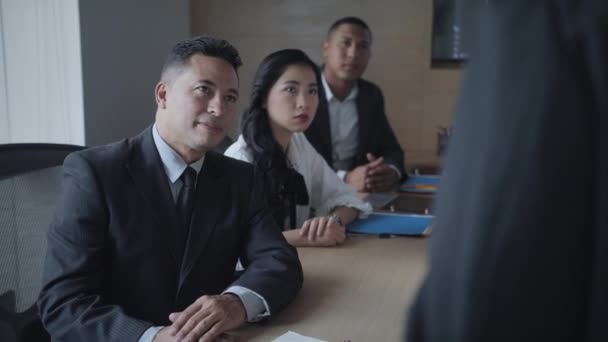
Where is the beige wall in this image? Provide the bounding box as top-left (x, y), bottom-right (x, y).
top-left (191, 0), bottom-right (461, 155)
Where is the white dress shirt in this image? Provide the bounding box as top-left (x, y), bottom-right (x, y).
top-left (138, 124), bottom-right (270, 342)
top-left (322, 74), bottom-right (359, 180)
top-left (224, 133), bottom-right (372, 229)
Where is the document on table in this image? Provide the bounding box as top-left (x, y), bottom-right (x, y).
top-left (271, 331), bottom-right (327, 342)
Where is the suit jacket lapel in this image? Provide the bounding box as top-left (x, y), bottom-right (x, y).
top-left (125, 127), bottom-right (181, 266)
top-left (356, 80), bottom-right (371, 160)
top-left (178, 152), bottom-right (228, 288)
top-left (307, 83), bottom-right (333, 165)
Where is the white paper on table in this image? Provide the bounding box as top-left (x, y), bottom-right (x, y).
top-left (271, 331), bottom-right (327, 342)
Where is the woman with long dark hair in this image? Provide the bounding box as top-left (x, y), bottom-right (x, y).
top-left (225, 49), bottom-right (371, 247)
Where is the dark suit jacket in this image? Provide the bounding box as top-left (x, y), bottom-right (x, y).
top-left (38, 127), bottom-right (303, 341)
top-left (407, 1), bottom-right (608, 341)
top-left (305, 78), bottom-right (406, 178)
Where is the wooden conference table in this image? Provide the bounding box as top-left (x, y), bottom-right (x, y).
top-left (233, 235), bottom-right (428, 341)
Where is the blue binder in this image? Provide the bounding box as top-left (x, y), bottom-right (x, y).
top-left (348, 212), bottom-right (433, 236)
top-left (400, 175), bottom-right (440, 193)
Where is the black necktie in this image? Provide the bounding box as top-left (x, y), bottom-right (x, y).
top-left (176, 166), bottom-right (196, 252)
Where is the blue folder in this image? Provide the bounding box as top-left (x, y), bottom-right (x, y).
top-left (400, 175), bottom-right (440, 193)
top-left (348, 212), bottom-right (433, 236)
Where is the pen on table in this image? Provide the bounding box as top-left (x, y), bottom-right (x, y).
top-left (379, 233), bottom-right (397, 239)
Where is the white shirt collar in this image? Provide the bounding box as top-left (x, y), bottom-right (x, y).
top-left (152, 123), bottom-right (204, 183)
top-left (321, 73), bottom-right (358, 102)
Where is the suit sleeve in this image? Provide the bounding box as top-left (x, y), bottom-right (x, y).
top-left (576, 1), bottom-right (608, 338)
top-left (38, 153), bottom-right (151, 341)
top-left (374, 88), bottom-right (406, 179)
top-left (231, 167), bottom-right (303, 316)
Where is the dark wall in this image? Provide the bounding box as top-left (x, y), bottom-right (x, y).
top-left (79, 0), bottom-right (190, 146)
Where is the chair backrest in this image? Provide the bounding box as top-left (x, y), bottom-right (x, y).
top-left (0, 165), bottom-right (67, 341)
top-left (0, 143), bottom-right (84, 341)
top-left (0, 143), bottom-right (84, 180)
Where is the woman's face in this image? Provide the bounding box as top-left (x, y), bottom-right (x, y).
top-left (266, 63), bottom-right (319, 134)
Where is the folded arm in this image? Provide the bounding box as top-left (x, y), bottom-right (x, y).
top-left (232, 168), bottom-right (304, 316)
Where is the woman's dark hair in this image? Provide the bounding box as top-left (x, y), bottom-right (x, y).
top-left (241, 49), bottom-right (322, 228)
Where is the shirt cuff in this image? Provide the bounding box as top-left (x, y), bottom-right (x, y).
top-left (387, 164), bottom-right (402, 180)
top-left (336, 170), bottom-right (347, 181)
top-left (138, 326), bottom-right (163, 342)
top-left (224, 285), bottom-right (270, 322)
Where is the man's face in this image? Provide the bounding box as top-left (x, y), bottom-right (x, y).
top-left (156, 54), bottom-right (239, 159)
top-left (322, 23), bottom-right (372, 82)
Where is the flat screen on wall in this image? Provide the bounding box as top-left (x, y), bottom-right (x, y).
top-left (431, 0), bottom-right (468, 65)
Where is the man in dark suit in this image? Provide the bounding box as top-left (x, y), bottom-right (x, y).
top-left (305, 17), bottom-right (406, 193)
top-left (38, 36), bottom-right (303, 342)
top-left (407, 2), bottom-right (608, 341)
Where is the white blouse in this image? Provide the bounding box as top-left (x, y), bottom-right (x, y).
top-left (224, 133), bottom-right (372, 229)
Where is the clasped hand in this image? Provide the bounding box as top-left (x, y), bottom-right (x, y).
top-left (345, 153), bottom-right (399, 193)
top-left (299, 215), bottom-right (346, 246)
top-left (154, 294), bottom-right (245, 342)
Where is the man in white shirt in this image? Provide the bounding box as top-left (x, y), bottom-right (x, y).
top-left (38, 35), bottom-right (302, 342)
top-left (305, 17), bottom-right (406, 193)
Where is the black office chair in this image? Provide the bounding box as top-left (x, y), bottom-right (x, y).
top-left (0, 143), bottom-right (84, 342)
top-left (0, 143), bottom-right (84, 180)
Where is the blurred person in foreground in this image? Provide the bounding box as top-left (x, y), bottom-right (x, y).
top-left (407, 1), bottom-right (608, 341)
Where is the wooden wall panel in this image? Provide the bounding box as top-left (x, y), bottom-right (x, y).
top-left (191, 0), bottom-right (462, 155)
